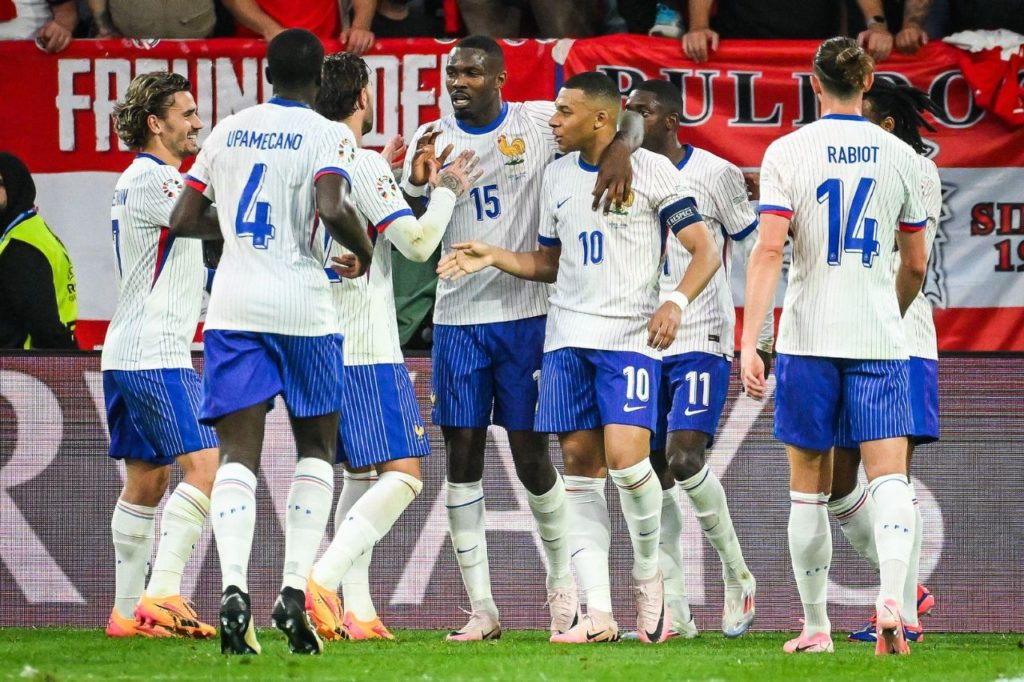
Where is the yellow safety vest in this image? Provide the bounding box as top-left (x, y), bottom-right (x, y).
top-left (0, 210), bottom-right (77, 348)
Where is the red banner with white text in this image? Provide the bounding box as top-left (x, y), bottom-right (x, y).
top-left (0, 37), bottom-right (555, 349)
top-left (564, 37), bottom-right (1024, 351)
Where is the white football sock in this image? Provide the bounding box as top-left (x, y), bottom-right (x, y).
top-left (282, 458), bottom-right (335, 591)
top-left (828, 483), bottom-right (879, 571)
top-left (527, 476), bottom-right (573, 590)
top-left (335, 470), bottom-right (377, 621)
top-left (679, 464), bottom-right (750, 584)
top-left (902, 491), bottom-right (923, 626)
top-left (658, 487), bottom-right (692, 625)
top-left (788, 491), bottom-right (832, 636)
top-left (565, 475), bottom-right (612, 614)
top-left (443, 479), bottom-right (496, 616)
top-left (312, 471), bottom-right (422, 592)
top-left (210, 462), bottom-right (257, 593)
top-left (870, 473), bottom-right (915, 616)
top-left (610, 459), bottom-right (662, 581)
top-left (111, 499), bottom-right (156, 618)
top-left (146, 482), bottom-right (209, 598)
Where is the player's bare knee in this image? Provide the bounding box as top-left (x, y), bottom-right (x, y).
top-left (378, 457), bottom-right (422, 482)
top-left (177, 448), bottom-right (218, 496)
top-left (121, 463), bottom-right (171, 507)
top-left (666, 431), bottom-right (707, 482)
top-left (830, 447), bottom-right (861, 500)
top-left (649, 450), bottom-right (675, 490)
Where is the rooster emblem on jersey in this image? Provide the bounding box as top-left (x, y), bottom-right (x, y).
top-left (607, 190), bottom-right (635, 216)
top-left (498, 134), bottom-right (526, 165)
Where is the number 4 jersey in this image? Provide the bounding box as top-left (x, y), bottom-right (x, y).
top-left (185, 98), bottom-right (357, 336)
top-left (759, 113), bottom-right (927, 360)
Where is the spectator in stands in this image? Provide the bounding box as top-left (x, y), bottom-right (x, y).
top-left (372, 0), bottom-right (441, 38)
top-left (0, 0), bottom-right (77, 53)
top-left (891, 0), bottom-right (1024, 53)
top-left (0, 152), bottom-right (77, 350)
top-left (682, 0), bottom-right (895, 63)
top-left (86, 0), bottom-right (215, 38)
top-left (222, 0), bottom-right (378, 54)
top-left (456, 0), bottom-right (595, 38)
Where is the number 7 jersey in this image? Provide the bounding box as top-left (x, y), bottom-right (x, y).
top-left (184, 99), bottom-right (357, 336)
top-left (759, 113), bottom-right (927, 360)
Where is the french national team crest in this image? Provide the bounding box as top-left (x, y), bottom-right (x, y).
top-left (376, 174), bottom-right (399, 201)
top-left (160, 177), bottom-right (183, 198)
top-left (497, 133), bottom-right (528, 179)
top-left (607, 190), bottom-right (635, 223)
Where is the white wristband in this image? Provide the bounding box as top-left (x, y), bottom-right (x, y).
top-left (666, 291), bottom-right (689, 312)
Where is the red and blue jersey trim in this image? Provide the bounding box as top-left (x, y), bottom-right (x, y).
top-left (899, 218), bottom-right (928, 232)
top-left (314, 167), bottom-right (352, 185)
top-left (729, 218), bottom-right (759, 241)
top-left (183, 174), bottom-right (207, 192)
top-left (759, 204), bottom-right (793, 219)
top-left (151, 227), bottom-right (175, 288)
top-left (375, 208), bottom-right (414, 233)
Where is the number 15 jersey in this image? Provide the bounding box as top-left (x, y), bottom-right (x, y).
top-left (759, 114), bottom-right (926, 360)
top-left (185, 99), bottom-right (357, 336)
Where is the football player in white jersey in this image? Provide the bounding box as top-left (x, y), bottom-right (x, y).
top-left (401, 36), bottom-right (642, 641)
top-left (439, 71), bottom-right (720, 644)
top-left (303, 52), bottom-right (480, 642)
top-left (623, 78), bottom-right (773, 639)
top-left (831, 78), bottom-right (944, 645)
top-left (103, 72), bottom-right (218, 640)
top-left (169, 29), bottom-right (373, 656)
top-left (741, 37), bottom-right (928, 656)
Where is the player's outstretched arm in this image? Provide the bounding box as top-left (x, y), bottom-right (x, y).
top-left (592, 110), bottom-right (643, 213)
top-left (734, 231), bottom-right (776, 372)
top-left (437, 242), bottom-right (560, 283)
top-left (895, 228), bottom-right (927, 317)
top-left (648, 217), bottom-right (720, 350)
top-left (316, 173), bottom-right (373, 275)
top-left (387, 151), bottom-right (481, 263)
top-left (169, 187), bottom-right (221, 239)
top-left (739, 213), bottom-right (788, 399)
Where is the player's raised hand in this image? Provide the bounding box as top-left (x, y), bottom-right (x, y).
top-left (409, 127), bottom-right (454, 187)
top-left (437, 241), bottom-right (494, 281)
top-left (330, 253), bottom-right (368, 279)
top-left (381, 135), bottom-right (407, 169)
top-left (433, 151), bottom-right (481, 198)
top-left (592, 140), bottom-right (633, 214)
top-left (647, 301), bottom-right (682, 350)
top-left (740, 349), bottom-right (767, 400)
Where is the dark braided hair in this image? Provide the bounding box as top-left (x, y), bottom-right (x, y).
top-left (864, 77), bottom-right (943, 155)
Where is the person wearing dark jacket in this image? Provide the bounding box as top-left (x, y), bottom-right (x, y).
top-left (0, 152), bottom-right (78, 349)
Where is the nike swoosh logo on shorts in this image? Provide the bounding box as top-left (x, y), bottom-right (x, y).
top-left (557, 197), bottom-right (571, 208)
top-left (684, 407), bottom-right (708, 416)
top-left (623, 404), bottom-right (647, 413)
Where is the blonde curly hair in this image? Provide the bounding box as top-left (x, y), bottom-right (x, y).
top-left (113, 72), bottom-right (192, 150)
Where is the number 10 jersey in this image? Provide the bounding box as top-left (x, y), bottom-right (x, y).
top-left (185, 99), bottom-right (357, 336)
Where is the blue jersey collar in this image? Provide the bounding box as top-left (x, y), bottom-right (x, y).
top-left (455, 102), bottom-right (509, 134)
top-left (136, 152), bottom-right (167, 166)
top-left (269, 96), bottom-right (310, 109)
top-left (821, 113), bottom-right (868, 122)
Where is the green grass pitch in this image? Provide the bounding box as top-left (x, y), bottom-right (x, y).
top-left (1, 629), bottom-right (1022, 681)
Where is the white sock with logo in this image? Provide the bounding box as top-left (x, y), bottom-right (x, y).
top-left (610, 459), bottom-right (662, 581)
top-left (828, 483), bottom-right (879, 570)
top-left (527, 476), bottom-right (573, 590)
top-left (679, 464), bottom-right (750, 583)
top-left (210, 463), bottom-right (257, 593)
top-left (443, 479), bottom-right (496, 617)
top-left (870, 474), bottom-right (916, 617)
top-left (111, 499), bottom-right (156, 618)
top-left (335, 470), bottom-right (378, 621)
top-left (658, 487), bottom-right (692, 626)
top-left (282, 458), bottom-right (335, 591)
top-left (565, 475), bottom-right (612, 615)
top-left (788, 491), bottom-right (832, 636)
top-left (146, 482), bottom-right (209, 598)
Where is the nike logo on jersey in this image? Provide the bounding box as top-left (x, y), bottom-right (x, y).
top-left (556, 197), bottom-right (571, 209)
top-left (623, 404), bottom-right (647, 413)
top-left (683, 407), bottom-right (708, 416)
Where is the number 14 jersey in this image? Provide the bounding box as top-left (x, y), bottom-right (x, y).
top-left (185, 99), bottom-right (357, 336)
top-left (759, 114), bottom-right (926, 360)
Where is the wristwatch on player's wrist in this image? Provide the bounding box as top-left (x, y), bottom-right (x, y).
top-left (867, 15), bottom-right (887, 28)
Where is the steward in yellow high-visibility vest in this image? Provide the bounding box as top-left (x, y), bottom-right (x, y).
top-left (0, 152), bottom-right (77, 349)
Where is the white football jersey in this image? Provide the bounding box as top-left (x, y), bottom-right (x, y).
top-left (539, 149), bottom-right (702, 359)
top-left (760, 114), bottom-right (927, 360)
top-left (661, 146), bottom-right (758, 359)
top-left (401, 101), bottom-right (555, 325)
top-left (901, 155), bottom-right (941, 360)
top-left (101, 154), bottom-right (205, 371)
top-left (318, 147), bottom-right (410, 365)
top-left (185, 99), bottom-right (357, 336)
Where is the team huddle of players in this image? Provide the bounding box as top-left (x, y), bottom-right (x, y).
top-left (99, 29), bottom-right (941, 657)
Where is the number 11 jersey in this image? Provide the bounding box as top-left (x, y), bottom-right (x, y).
top-left (185, 98), bottom-right (357, 336)
top-left (759, 114), bottom-right (926, 360)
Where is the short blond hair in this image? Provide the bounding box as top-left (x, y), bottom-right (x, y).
top-left (113, 72), bottom-right (192, 150)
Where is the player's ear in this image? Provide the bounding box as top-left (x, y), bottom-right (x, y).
top-left (809, 73), bottom-right (823, 96)
top-left (358, 87), bottom-right (369, 111)
top-left (881, 115), bottom-right (896, 133)
top-left (264, 65), bottom-right (273, 85)
top-left (494, 69), bottom-right (508, 90)
top-left (146, 112), bottom-right (162, 137)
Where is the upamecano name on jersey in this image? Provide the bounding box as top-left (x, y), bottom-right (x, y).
top-left (827, 145), bottom-right (880, 164)
top-left (225, 129), bottom-right (305, 150)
